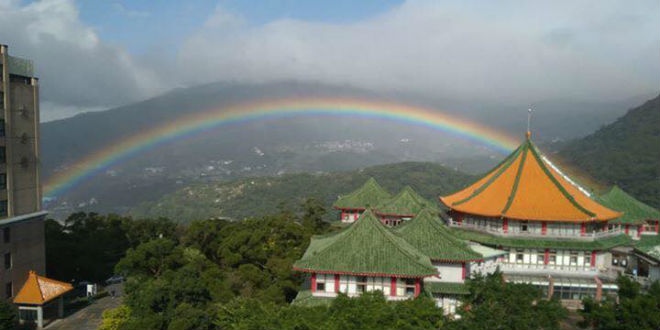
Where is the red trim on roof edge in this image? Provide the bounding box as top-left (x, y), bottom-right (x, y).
top-left (292, 267), bottom-right (436, 278)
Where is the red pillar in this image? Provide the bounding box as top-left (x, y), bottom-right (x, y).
top-left (390, 277), bottom-right (397, 297)
top-left (625, 224), bottom-right (629, 235)
top-left (340, 210), bottom-right (345, 221)
top-left (591, 251), bottom-right (596, 267)
top-left (354, 212), bottom-right (359, 221)
top-left (503, 219), bottom-right (508, 233)
top-left (461, 262), bottom-right (466, 280)
top-left (334, 274), bottom-right (340, 293)
top-left (311, 273), bottom-right (317, 293)
top-left (544, 249), bottom-right (549, 265)
top-left (638, 225), bottom-right (643, 237)
top-left (414, 278), bottom-right (421, 297)
top-left (655, 220), bottom-right (659, 233)
top-left (542, 222), bottom-right (547, 235)
top-left (580, 222), bottom-right (586, 236)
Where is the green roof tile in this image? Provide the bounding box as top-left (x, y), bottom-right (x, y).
top-left (293, 209), bottom-right (437, 278)
top-left (599, 186), bottom-right (660, 225)
top-left (333, 178), bottom-right (392, 210)
top-left (376, 186), bottom-right (438, 216)
top-left (395, 209), bottom-right (483, 262)
top-left (450, 227), bottom-right (632, 251)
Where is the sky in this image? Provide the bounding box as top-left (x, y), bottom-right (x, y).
top-left (1, 0), bottom-right (658, 121)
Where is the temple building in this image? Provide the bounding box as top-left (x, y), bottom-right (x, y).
top-left (293, 209), bottom-right (437, 304)
top-left (394, 208), bottom-right (505, 313)
top-left (333, 178), bottom-right (391, 223)
top-left (295, 132), bottom-right (660, 312)
top-left (440, 133), bottom-right (630, 308)
top-left (376, 186), bottom-right (437, 226)
top-left (598, 186), bottom-right (660, 239)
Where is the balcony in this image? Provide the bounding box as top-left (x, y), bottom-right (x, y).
top-left (448, 220), bottom-right (622, 241)
top-left (499, 262), bottom-right (599, 277)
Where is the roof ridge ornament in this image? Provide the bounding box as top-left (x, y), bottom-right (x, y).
top-left (526, 107), bottom-right (533, 139)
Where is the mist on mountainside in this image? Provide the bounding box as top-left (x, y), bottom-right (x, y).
top-left (41, 81), bottom-right (655, 219)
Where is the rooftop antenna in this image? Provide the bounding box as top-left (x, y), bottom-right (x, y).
top-left (526, 107), bottom-right (533, 139)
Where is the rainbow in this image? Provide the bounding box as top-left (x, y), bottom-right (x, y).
top-left (43, 98), bottom-right (521, 198)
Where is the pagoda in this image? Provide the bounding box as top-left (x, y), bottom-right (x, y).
top-left (333, 178), bottom-right (391, 223)
top-left (440, 132), bottom-right (629, 304)
top-left (293, 209), bottom-right (437, 303)
top-left (375, 186), bottom-right (438, 226)
top-left (598, 186), bottom-right (660, 238)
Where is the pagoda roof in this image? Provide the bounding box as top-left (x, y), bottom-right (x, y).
top-left (395, 208), bottom-right (483, 262)
top-left (440, 135), bottom-right (622, 222)
top-left (333, 177), bottom-right (392, 210)
top-left (376, 186), bottom-right (438, 216)
top-left (13, 271), bottom-right (73, 305)
top-left (293, 209), bottom-right (437, 278)
top-left (598, 186), bottom-right (660, 225)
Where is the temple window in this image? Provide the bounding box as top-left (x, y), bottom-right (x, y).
top-left (356, 276), bottom-right (367, 293)
top-left (515, 249), bottom-right (524, 263)
top-left (521, 221), bottom-right (529, 232)
top-left (536, 250), bottom-right (545, 264)
top-left (570, 251), bottom-right (578, 265)
top-left (403, 279), bottom-right (416, 296)
top-left (584, 254), bottom-right (592, 267)
top-left (316, 274), bottom-right (327, 292)
top-left (548, 250), bottom-right (557, 264)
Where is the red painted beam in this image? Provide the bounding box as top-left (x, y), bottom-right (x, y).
top-left (580, 222), bottom-right (586, 236)
top-left (544, 249), bottom-right (549, 265)
top-left (503, 219), bottom-right (508, 233)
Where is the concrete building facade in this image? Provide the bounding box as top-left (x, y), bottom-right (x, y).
top-left (0, 44), bottom-right (46, 301)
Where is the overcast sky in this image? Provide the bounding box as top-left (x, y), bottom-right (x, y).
top-left (1, 0), bottom-right (658, 121)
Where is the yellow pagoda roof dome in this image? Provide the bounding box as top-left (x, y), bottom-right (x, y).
top-left (440, 135), bottom-right (622, 222)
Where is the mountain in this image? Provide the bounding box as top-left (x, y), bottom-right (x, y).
top-left (558, 94), bottom-right (660, 207)
top-left (129, 162), bottom-right (476, 223)
top-left (41, 81), bottom-right (644, 217)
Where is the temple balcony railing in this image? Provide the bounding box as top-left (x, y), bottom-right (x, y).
top-left (499, 262), bottom-right (599, 277)
top-left (448, 220), bottom-right (622, 241)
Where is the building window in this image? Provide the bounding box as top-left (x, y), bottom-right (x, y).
top-left (356, 276), bottom-right (367, 293)
top-left (536, 250), bottom-right (545, 264)
top-left (570, 251), bottom-right (578, 265)
top-left (548, 250), bottom-right (557, 264)
top-left (5, 282), bottom-right (11, 299)
top-left (404, 279), bottom-right (416, 296)
top-left (584, 254), bottom-right (591, 267)
top-left (3, 252), bottom-right (10, 269)
top-left (521, 220), bottom-right (529, 232)
top-left (516, 249), bottom-right (524, 263)
top-left (0, 201), bottom-right (6, 217)
top-left (0, 147), bottom-right (5, 164)
top-left (0, 120), bottom-right (4, 137)
top-left (0, 174), bottom-right (5, 190)
top-left (2, 228), bottom-right (8, 243)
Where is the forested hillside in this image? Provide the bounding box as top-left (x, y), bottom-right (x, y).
top-left (130, 162), bottom-right (475, 223)
top-left (559, 94), bottom-right (660, 207)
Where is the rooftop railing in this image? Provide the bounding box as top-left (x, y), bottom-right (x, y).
top-left (448, 220), bottom-right (622, 241)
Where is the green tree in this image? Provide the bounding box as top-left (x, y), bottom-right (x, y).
top-left (0, 299), bottom-right (19, 330)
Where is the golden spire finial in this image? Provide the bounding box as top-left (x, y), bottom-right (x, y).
top-left (526, 107), bottom-right (533, 139)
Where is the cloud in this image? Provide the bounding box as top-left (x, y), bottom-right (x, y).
top-left (1, 0), bottom-right (659, 121)
top-left (177, 0), bottom-right (660, 104)
top-left (0, 0), bottom-right (167, 119)
top-left (112, 2), bottom-right (150, 18)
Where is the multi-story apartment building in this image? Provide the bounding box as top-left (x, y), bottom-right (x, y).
top-left (0, 44), bottom-right (47, 301)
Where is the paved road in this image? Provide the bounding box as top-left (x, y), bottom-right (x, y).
top-left (46, 295), bottom-right (123, 330)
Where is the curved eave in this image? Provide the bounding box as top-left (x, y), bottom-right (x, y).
top-left (292, 267), bottom-right (437, 279)
top-left (442, 202), bottom-right (622, 222)
top-left (333, 206), bottom-right (366, 211)
top-left (430, 258), bottom-right (483, 263)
